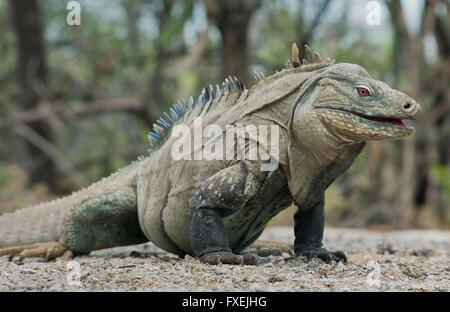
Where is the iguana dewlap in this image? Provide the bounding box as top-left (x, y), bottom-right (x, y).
top-left (0, 44), bottom-right (421, 264)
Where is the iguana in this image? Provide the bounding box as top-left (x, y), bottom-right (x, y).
top-left (0, 44), bottom-right (421, 265)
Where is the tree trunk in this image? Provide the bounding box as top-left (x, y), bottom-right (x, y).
top-left (9, 0), bottom-right (59, 193)
top-left (385, 0), bottom-right (423, 228)
top-left (205, 0), bottom-right (260, 87)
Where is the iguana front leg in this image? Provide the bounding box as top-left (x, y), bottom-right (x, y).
top-left (294, 200), bottom-right (347, 263)
top-left (189, 162), bottom-right (264, 265)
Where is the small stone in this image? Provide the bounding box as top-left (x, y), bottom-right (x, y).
top-left (429, 271), bottom-right (441, 275)
top-left (377, 242), bottom-right (396, 255)
top-left (274, 259), bottom-right (285, 266)
top-left (282, 252), bottom-right (292, 259)
top-left (16, 282), bottom-right (33, 290)
top-left (48, 283), bottom-right (65, 291)
top-left (81, 272), bottom-right (90, 281)
top-left (411, 248), bottom-right (434, 257)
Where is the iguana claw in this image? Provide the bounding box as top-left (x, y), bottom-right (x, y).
top-left (295, 247), bottom-right (347, 263)
top-left (199, 251), bottom-right (258, 265)
top-left (0, 242), bottom-right (70, 261)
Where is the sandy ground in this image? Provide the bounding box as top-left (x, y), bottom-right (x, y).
top-left (0, 227), bottom-right (448, 292)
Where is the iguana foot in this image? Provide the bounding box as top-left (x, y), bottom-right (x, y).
top-left (0, 242), bottom-right (68, 261)
top-left (199, 251), bottom-right (258, 265)
top-left (250, 240), bottom-right (294, 254)
top-left (295, 247), bottom-right (347, 263)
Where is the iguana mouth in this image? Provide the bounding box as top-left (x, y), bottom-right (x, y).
top-left (322, 108), bottom-right (414, 130)
top-left (352, 112), bottom-right (414, 130)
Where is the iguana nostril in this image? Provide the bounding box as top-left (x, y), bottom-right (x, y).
top-left (404, 102), bottom-right (412, 110)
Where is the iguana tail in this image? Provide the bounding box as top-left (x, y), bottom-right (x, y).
top-left (0, 165), bottom-right (140, 250)
top-left (0, 197), bottom-right (69, 248)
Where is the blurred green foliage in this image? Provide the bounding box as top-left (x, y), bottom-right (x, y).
top-left (431, 164), bottom-right (450, 202)
top-left (0, 0), bottom-right (448, 229)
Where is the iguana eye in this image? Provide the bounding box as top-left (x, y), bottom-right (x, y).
top-left (356, 86), bottom-right (371, 97)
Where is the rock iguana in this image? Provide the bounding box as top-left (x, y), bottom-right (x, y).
top-left (0, 44), bottom-right (421, 264)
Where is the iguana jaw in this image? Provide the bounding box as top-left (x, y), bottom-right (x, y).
top-left (316, 108), bottom-right (415, 141)
top-left (344, 110), bottom-right (414, 130)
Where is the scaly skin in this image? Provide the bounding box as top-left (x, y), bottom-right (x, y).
top-left (0, 44), bottom-right (421, 264)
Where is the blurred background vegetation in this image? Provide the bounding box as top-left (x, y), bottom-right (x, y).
top-left (0, 0), bottom-right (448, 229)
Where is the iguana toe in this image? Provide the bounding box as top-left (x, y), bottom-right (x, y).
top-left (0, 242), bottom-right (68, 261)
top-left (199, 251), bottom-right (258, 265)
top-left (295, 247), bottom-right (347, 264)
top-left (330, 250), bottom-right (347, 263)
top-left (242, 253), bottom-right (259, 265)
top-left (250, 240), bottom-right (294, 254)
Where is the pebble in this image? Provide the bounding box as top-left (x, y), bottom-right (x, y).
top-left (214, 269), bottom-right (223, 275)
top-left (0, 227), bottom-right (448, 291)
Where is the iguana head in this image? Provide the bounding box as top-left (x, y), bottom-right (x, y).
top-left (306, 62), bottom-right (421, 141)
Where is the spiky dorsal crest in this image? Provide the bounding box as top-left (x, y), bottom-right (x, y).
top-left (147, 75), bottom-right (246, 152)
top-left (255, 43), bottom-right (333, 86)
top-left (284, 43), bottom-right (334, 70)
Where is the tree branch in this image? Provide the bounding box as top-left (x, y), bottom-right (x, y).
top-left (1, 98), bottom-right (155, 128)
top-left (15, 124), bottom-right (88, 188)
top-left (300, 0), bottom-right (332, 47)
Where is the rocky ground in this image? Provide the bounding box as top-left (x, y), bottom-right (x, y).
top-left (0, 227), bottom-right (448, 292)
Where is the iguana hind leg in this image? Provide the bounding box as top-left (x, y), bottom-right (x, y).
top-left (63, 190), bottom-right (147, 255)
top-left (0, 190), bottom-right (147, 260)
